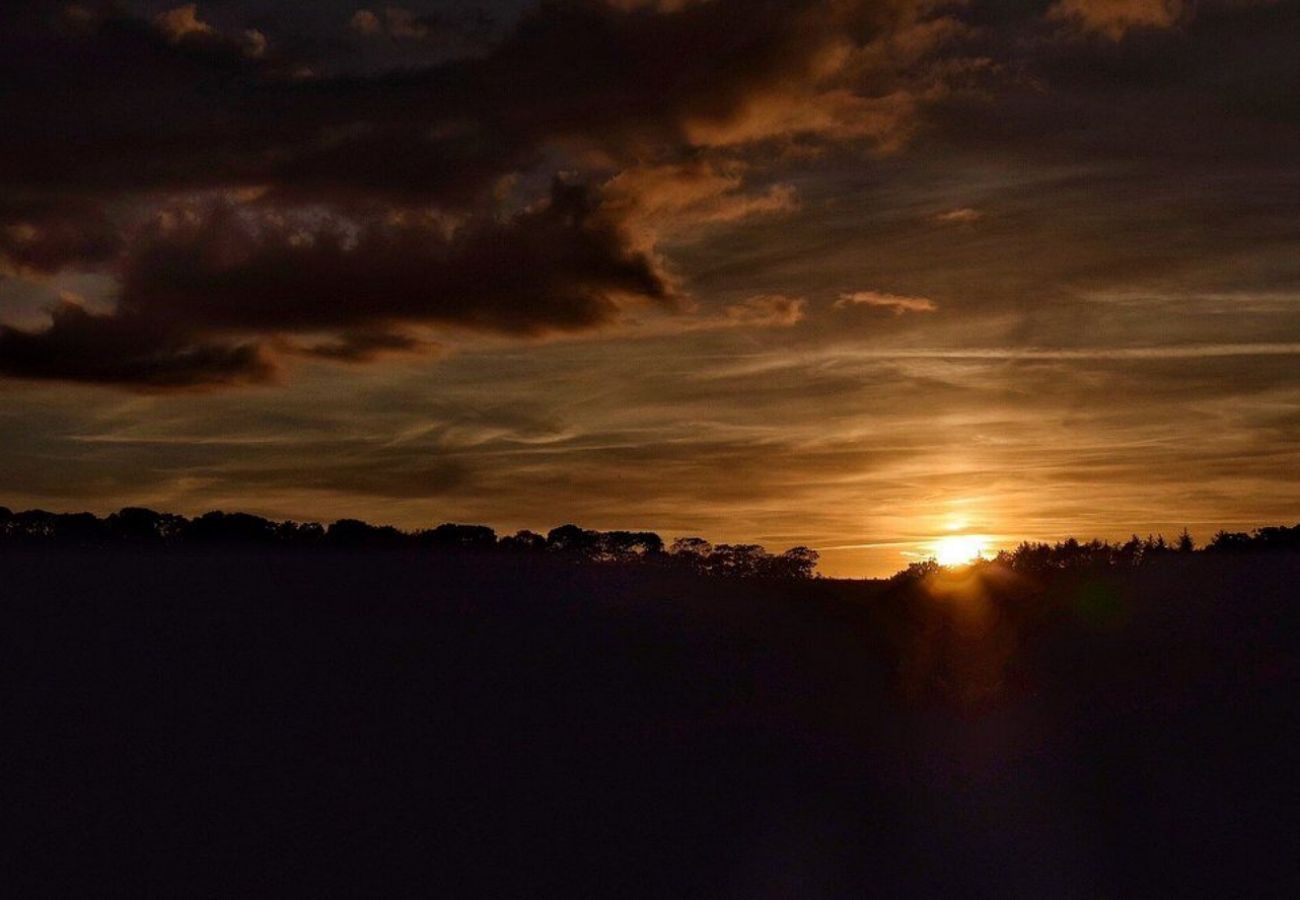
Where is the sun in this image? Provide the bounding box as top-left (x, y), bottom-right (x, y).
top-left (933, 535), bottom-right (988, 566)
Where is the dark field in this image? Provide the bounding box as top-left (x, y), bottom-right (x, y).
top-left (4, 551), bottom-right (1299, 897)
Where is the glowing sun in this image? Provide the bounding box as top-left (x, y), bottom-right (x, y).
top-left (933, 535), bottom-right (988, 566)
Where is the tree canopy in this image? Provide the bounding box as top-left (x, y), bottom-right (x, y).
top-left (0, 506), bottom-right (819, 578)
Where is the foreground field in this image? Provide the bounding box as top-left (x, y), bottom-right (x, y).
top-left (4, 551), bottom-right (1299, 897)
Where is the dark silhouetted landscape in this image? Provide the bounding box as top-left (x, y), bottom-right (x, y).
top-left (5, 507), bottom-right (1300, 896)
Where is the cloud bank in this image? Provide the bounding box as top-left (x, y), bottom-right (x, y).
top-left (0, 0), bottom-right (976, 386)
top-left (3, 0), bottom-right (1298, 390)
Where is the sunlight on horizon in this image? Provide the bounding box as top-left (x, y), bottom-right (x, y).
top-left (933, 534), bottom-right (989, 566)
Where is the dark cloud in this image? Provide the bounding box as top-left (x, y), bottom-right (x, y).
top-left (0, 181), bottom-right (672, 386)
top-left (0, 302), bottom-right (272, 388)
top-left (0, 0), bottom-right (958, 204)
top-left (120, 181), bottom-right (672, 334)
top-left (348, 5), bottom-right (498, 50)
top-left (933, 0), bottom-right (1300, 167)
top-left (299, 329), bottom-right (428, 363)
top-left (1, 0), bottom-right (959, 388)
top-left (0, 197), bottom-right (122, 274)
top-left (3, 0), bottom-right (1293, 207)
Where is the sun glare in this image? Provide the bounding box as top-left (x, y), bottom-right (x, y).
top-left (933, 535), bottom-right (987, 566)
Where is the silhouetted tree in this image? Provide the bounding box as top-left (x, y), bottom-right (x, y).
top-left (1007, 541), bottom-right (1054, 574)
top-left (11, 499), bottom-right (1300, 582)
top-left (419, 523), bottom-right (498, 550)
top-left (1000, 532), bottom-right (1193, 574)
top-left (598, 530), bottom-right (664, 562)
top-left (1208, 524), bottom-right (1300, 553)
top-left (499, 530), bottom-right (547, 553)
top-left (1253, 525), bottom-right (1300, 551)
top-left (1209, 530), bottom-right (1250, 552)
top-left (707, 544), bottom-right (769, 578)
top-left (546, 524), bottom-right (602, 558)
top-left (669, 537), bottom-right (713, 571)
top-left (0, 502), bottom-right (823, 575)
top-left (1143, 534), bottom-right (1169, 559)
top-left (892, 558), bottom-right (942, 582)
top-left (52, 512), bottom-right (107, 544)
top-left (275, 520), bottom-right (325, 545)
top-left (1116, 534), bottom-right (1144, 567)
top-left (326, 518), bottom-right (404, 548)
top-left (763, 546), bottom-right (820, 579)
top-left (15, 510), bottom-right (55, 540)
top-left (108, 507), bottom-right (189, 543)
top-left (185, 511), bottom-right (277, 545)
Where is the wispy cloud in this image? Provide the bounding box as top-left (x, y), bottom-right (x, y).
top-left (849, 344), bottom-right (1300, 360)
top-left (835, 292), bottom-right (938, 316)
top-left (931, 207), bottom-right (983, 224)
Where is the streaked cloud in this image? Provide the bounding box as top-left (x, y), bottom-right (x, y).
top-left (835, 291), bottom-right (938, 316)
top-left (931, 207), bottom-right (982, 225)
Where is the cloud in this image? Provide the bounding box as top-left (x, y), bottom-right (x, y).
top-left (3, 0), bottom-right (1297, 399)
top-left (0, 181), bottom-right (675, 388)
top-left (0, 0), bottom-right (966, 394)
top-left (119, 181), bottom-right (673, 337)
top-left (1046, 0), bottom-right (1184, 39)
top-left (0, 302), bottom-right (272, 388)
top-left (349, 5), bottom-right (496, 49)
top-left (3, 0), bottom-right (966, 390)
top-left (599, 161), bottom-right (798, 248)
top-left (349, 9), bottom-right (382, 35)
top-left (297, 329), bottom-right (430, 363)
top-left (154, 4), bottom-right (217, 43)
top-left (0, 199), bottom-right (121, 275)
top-left (932, 207), bottom-right (982, 224)
top-left (242, 28), bottom-right (268, 58)
top-left (836, 291), bottom-right (938, 315)
top-left (150, 4), bottom-right (265, 58)
top-left (719, 294), bottom-right (807, 328)
top-left (0, 0), bottom-right (963, 208)
top-left (617, 294), bottom-right (807, 335)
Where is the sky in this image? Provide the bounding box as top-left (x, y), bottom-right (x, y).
top-left (2, 0), bottom-right (1299, 576)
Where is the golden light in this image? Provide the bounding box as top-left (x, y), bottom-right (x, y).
top-left (933, 535), bottom-right (988, 566)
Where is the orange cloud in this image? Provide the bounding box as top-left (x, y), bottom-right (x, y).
top-left (154, 4), bottom-right (216, 43)
top-left (349, 10), bottom-right (382, 35)
top-left (933, 207), bottom-right (983, 224)
top-left (350, 7), bottom-right (435, 40)
top-left (719, 294), bottom-right (807, 328)
top-left (614, 294), bottom-right (806, 336)
top-left (836, 291), bottom-right (938, 315)
top-left (600, 162), bottom-right (797, 249)
top-left (1046, 0), bottom-right (1184, 39)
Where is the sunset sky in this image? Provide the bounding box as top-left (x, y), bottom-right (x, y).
top-left (2, 0), bottom-right (1298, 575)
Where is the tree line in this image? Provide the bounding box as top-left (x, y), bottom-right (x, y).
top-left (0, 506), bottom-right (820, 579)
top-left (896, 524), bottom-right (1300, 581)
top-left (5, 505), bottom-right (1296, 581)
